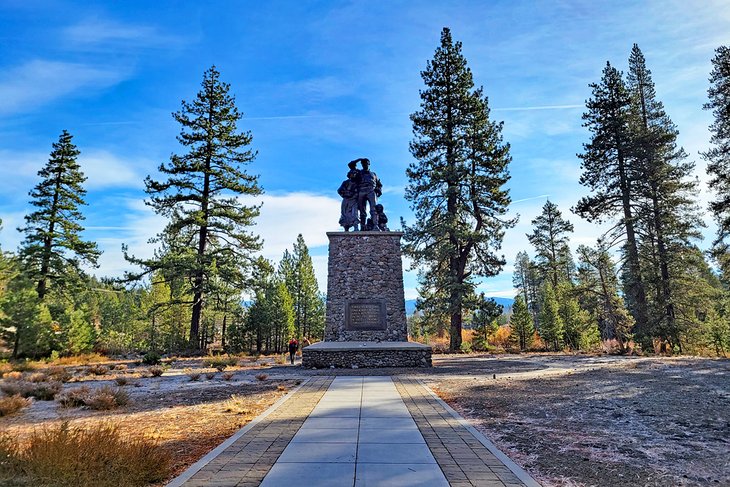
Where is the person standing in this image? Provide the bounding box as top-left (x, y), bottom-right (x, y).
top-left (338, 160), bottom-right (360, 231)
top-left (355, 158), bottom-right (382, 231)
top-left (288, 337), bottom-right (298, 365)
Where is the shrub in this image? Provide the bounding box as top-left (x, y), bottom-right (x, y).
top-left (3, 371), bottom-right (23, 381)
top-left (138, 369), bottom-right (152, 379)
top-left (185, 369), bottom-right (201, 381)
top-left (57, 386), bottom-right (91, 408)
top-left (87, 364), bottom-right (110, 376)
top-left (0, 422), bottom-right (171, 486)
top-left (205, 372), bottom-right (216, 380)
top-left (58, 386), bottom-right (129, 409)
top-left (148, 366), bottom-right (164, 377)
top-left (49, 353), bottom-right (106, 366)
top-left (113, 364), bottom-right (128, 371)
top-left (142, 352), bottom-right (161, 366)
top-left (0, 395), bottom-right (32, 417)
top-left (85, 386), bottom-right (130, 410)
top-left (0, 362), bottom-right (12, 378)
top-left (459, 341), bottom-right (473, 354)
top-left (47, 366), bottom-right (72, 383)
top-left (114, 376), bottom-right (131, 386)
top-left (11, 360), bottom-right (36, 372)
top-left (2, 380), bottom-right (61, 401)
top-left (255, 373), bottom-right (268, 381)
top-left (203, 355), bottom-right (238, 371)
top-left (222, 371), bottom-right (234, 381)
top-left (27, 372), bottom-right (49, 383)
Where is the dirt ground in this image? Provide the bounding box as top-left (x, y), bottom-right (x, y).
top-left (2, 353), bottom-right (728, 486)
top-left (0, 356), bottom-right (298, 483)
top-left (426, 354), bottom-right (730, 487)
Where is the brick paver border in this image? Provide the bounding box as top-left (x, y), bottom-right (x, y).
top-left (393, 377), bottom-right (540, 487)
top-left (168, 377), bottom-right (334, 487)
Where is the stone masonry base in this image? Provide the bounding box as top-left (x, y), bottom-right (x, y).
top-left (302, 341), bottom-right (432, 368)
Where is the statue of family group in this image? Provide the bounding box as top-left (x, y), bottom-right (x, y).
top-left (337, 158), bottom-right (389, 232)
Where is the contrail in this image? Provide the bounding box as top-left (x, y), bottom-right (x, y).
top-left (511, 194), bottom-right (550, 204)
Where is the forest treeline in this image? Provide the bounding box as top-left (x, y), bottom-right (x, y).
top-left (1, 32), bottom-right (729, 358)
top-left (405, 32), bottom-right (729, 356)
top-left (0, 67), bottom-right (324, 359)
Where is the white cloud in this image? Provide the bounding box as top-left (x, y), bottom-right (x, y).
top-left (0, 60), bottom-right (128, 117)
top-left (63, 19), bottom-right (184, 50)
top-left (79, 150), bottom-right (146, 189)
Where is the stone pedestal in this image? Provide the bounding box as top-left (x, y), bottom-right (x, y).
top-left (303, 231), bottom-right (432, 368)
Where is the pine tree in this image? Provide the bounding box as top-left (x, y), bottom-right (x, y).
top-left (703, 46), bottom-right (730, 273)
top-left (527, 200), bottom-right (575, 287)
top-left (125, 66), bottom-right (262, 349)
top-left (279, 235), bottom-right (324, 341)
top-left (574, 62), bottom-right (650, 342)
top-left (509, 295), bottom-right (534, 351)
top-left (19, 130), bottom-right (100, 300)
top-left (403, 27), bottom-right (516, 351)
top-left (576, 243), bottom-right (634, 351)
top-left (470, 294), bottom-right (503, 350)
top-left (627, 44), bottom-right (702, 348)
top-left (512, 251), bottom-right (541, 327)
top-left (539, 281), bottom-right (564, 351)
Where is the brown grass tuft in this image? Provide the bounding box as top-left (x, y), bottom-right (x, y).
top-left (277, 384), bottom-right (289, 392)
top-left (0, 395), bottom-right (32, 417)
top-left (87, 364), bottom-right (110, 376)
top-left (47, 366), bottom-right (72, 383)
top-left (114, 376), bottom-right (132, 386)
top-left (0, 422), bottom-right (171, 487)
top-left (255, 373), bottom-right (268, 381)
top-left (148, 366), bottom-right (164, 377)
top-left (27, 372), bottom-right (49, 383)
top-left (3, 371), bottom-right (23, 381)
top-left (57, 385), bottom-right (129, 410)
top-left (185, 368), bottom-right (201, 381)
top-left (1, 380), bottom-right (61, 400)
top-left (205, 371), bottom-right (216, 380)
top-left (222, 371), bottom-right (234, 381)
top-left (223, 395), bottom-right (252, 415)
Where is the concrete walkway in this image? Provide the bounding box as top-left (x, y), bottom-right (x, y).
top-left (169, 376), bottom-right (539, 487)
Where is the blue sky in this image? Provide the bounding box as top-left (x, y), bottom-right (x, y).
top-left (0, 0), bottom-right (727, 299)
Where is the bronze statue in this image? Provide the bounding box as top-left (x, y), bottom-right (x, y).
top-left (366, 204), bottom-right (389, 231)
top-left (355, 158), bottom-right (382, 231)
top-left (338, 161), bottom-right (360, 231)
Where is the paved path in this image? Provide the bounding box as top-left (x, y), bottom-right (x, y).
top-left (170, 376), bottom-right (539, 487)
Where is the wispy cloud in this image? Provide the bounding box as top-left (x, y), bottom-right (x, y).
top-left (494, 104), bottom-right (584, 112)
top-left (63, 19), bottom-right (185, 50)
top-left (511, 194), bottom-right (549, 205)
top-left (0, 60), bottom-right (128, 117)
top-left (80, 150), bottom-right (147, 190)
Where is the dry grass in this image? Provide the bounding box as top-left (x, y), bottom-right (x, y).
top-left (277, 384), bottom-right (288, 392)
top-left (205, 372), bottom-right (216, 380)
top-left (114, 376), bottom-right (132, 386)
top-left (275, 354), bottom-right (287, 365)
top-left (0, 362), bottom-right (13, 377)
top-left (48, 353), bottom-right (107, 366)
top-left (47, 366), bottom-right (72, 383)
top-left (0, 381), bottom-right (61, 401)
top-left (221, 371), bottom-right (234, 381)
top-left (27, 372), bottom-right (49, 383)
top-left (86, 364), bottom-right (110, 376)
top-left (3, 371), bottom-right (23, 381)
top-left (0, 422), bottom-right (171, 487)
top-left (185, 369), bottom-right (201, 381)
top-left (148, 366), bottom-right (165, 377)
top-left (57, 386), bottom-right (130, 410)
top-left (255, 373), bottom-right (268, 381)
top-left (0, 395), bottom-right (32, 417)
top-left (223, 395), bottom-right (253, 415)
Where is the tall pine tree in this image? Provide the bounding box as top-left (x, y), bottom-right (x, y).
top-left (703, 46), bottom-right (730, 273)
top-left (509, 295), bottom-right (534, 351)
top-left (19, 130), bottom-right (100, 300)
top-left (527, 200), bottom-right (575, 287)
top-left (125, 66), bottom-right (262, 348)
top-left (403, 28), bottom-right (516, 351)
top-left (575, 62), bottom-right (650, 343)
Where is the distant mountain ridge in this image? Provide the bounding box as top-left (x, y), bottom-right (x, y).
top-left (405, 297), bottom-right (513, 316)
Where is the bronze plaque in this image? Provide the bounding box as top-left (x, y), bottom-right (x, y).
top-left (345, 300), bottom-right (386, 331)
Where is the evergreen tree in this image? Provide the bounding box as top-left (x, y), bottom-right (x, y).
top-left (703, 46), bottom-right (730, 273)
top-left (512, 251), bottom-right (541, 327)
top-left (574, 62), bottom-right (650, 342)
top-left (470, 294), bottom-right (503, 350)
top-left (125, 66), bottom-right (262, 348)
top-left (527, 200), bottom-right (575, 287)
top-left (555, 281), bottom-right (597, 350)
top-left (19, 130), bottom-right (100, 300)
top-left (403, 27), bottom-right (516, 351)
top-left (509, 295), bottom-right (534, 351)
top-left (539, 281), bottom-right (563, 351)
top-left (627, 43), bottom-right (702, 348)
top-left (279, 235), bottom-right (325, 341)
top-left (576, 243), bottom-right (634, 351)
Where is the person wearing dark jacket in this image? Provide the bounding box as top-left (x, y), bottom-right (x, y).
top-left (288, 338), bottom-right (298, 365)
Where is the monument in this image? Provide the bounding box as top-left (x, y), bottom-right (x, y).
top-left (302, 158), bottom-right (432, 368)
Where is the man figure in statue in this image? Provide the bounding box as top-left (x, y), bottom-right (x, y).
top-left (355, 158), bottom-right (382, 231)
top-left (337, 160), bottom-right (360, 231)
